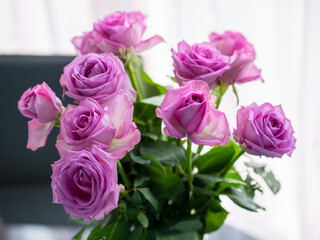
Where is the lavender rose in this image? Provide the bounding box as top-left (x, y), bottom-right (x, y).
top-left (233, 103), bottom-right (296, 158)
top-left (60, 53), bottom-right (136, 103)
top-left (57, 94), bottom-right (140, 159)
top-left (156, 80), bottom-right (230, 146)
top-left (209, 31), bottom-right (262, 84)
top-left (18, 82), bottom-right (63, 151)
top-left (72, 30), bottom-right (105, 56)
top-left (51, 146), bottom-right (119, 221)
top-left (172, 41), bottom-right (230, 88)
top-left (80, 11), bottom-right (164, 55)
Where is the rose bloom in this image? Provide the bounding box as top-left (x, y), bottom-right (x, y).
top-left (209, 31), bottom-right (262, 84)
top-left (57, 94), bottom-right (140, 159)
top-left (51, 146), bottom-right (119, 221)
top-left (157, 80), bottom-right (230, 146)
top-left (73, 11), bottom-right (164, 55)
top-left (72, 30), bottom-right (105, 56)
top-left (233, 102), bottom-right (296, 158)
top-left (18, 82), bottom-right (63, 151)
top-left (172, 41), bottom-right (230, 88)
top-left (60, 53), bottom-right (136, 103)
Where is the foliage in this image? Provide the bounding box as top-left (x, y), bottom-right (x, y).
top-left (71, 53), bottom-right (280, 240)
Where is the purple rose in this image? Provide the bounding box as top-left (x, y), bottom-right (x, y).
top-left (172, 41), bottom-right (230, 88)
top-left (209, 31), bottom-right (262, 84)
top-left (51, 146), bottom-right (119, 221)
top-left (60, 53), bottom-right (136, 103)
top-left (57, 94), bottom-right (140, 159)
top-left (18, 82), bottom-right (63, 151)
top-left (72, 30), bottom-right (105, 56)
top-left (233, 103), bottom-right (296, 158)
top-left (156, 80), bottom-right (230, 146)
top-left (82, 11), bottom-right (164, 54)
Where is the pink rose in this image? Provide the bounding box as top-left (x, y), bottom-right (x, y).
top-left (51, 146), bottom-right (119, 221)
top-left (80, 11), bottom-right (165, 54)
top-left (60, 53), bottom-right (136, 103)
top-left (172, 41), bottom-right (230, 88)
top-left (209, 31), bottom-right (262, 84)
top-left (233, 103), bottom-right (296, 158)
top-left (57, 94), bottom-right (140, 159)
top-left (72, 30), bottom-right (105, 56)
top-left (18, 82), bottom-right (63, 151)
top-left (156, 80), bottom-right (230, 146)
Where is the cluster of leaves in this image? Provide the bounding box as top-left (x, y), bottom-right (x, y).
top-left (72, 55), bottom-right (281, 240)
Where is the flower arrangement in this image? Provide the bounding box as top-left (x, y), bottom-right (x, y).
top-left (18, 11), bottom-right (296, 240)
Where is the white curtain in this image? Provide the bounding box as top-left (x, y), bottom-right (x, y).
top-left (1, 0), bottom-right (319, 239)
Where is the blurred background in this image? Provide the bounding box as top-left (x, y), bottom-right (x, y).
top-left (0, 0), bottom-right (319, 239)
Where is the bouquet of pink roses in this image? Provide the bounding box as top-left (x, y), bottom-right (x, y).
top-left (18, 11), bottom-right (296, 240)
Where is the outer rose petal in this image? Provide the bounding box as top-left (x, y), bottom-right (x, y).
top-left (27, 119), bottom-right (54, 151)
top-left (108, 123), bottom-right (141, 159)
top-left (102, 92), bottom-right (141, 158)
top-left (135, 35), bottom-right (165, 52)
top-left (189, 108), bottom-right (230, 146)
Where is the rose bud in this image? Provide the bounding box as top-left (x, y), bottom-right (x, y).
top-left (56, 94), bottom-right (140, 159)
top-left (233, 102), bottom-right (296, 158)
top-left (18, 82), bottom-right (63, 151)
top-left (172, 41), bottom-right (230, 89)
top-left (156, 80), bottom-right (230, 146)
top-left (60, 53), bottom-right (136, 103)
top-left (81, 11), bottom-right (165, 54)
top-left (51, 146), bottom-right (119, 221)
top-left (209, 31), bottom-right (262, 84)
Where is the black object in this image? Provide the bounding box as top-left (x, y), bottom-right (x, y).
top-left (0, 55), bottom-right (75, 225)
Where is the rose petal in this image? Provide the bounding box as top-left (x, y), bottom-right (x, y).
top-left (135, 35), bottom-right (165, 52)
top-left (189, 108), bottom-right (230, 146)
top-left (27, 119), bottom-right (54, 151)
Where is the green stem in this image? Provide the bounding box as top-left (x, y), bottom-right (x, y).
top-left (220, 149), bottom-right (245, 177)
top-left (117, 160), bottom-right (130, 190)
top-left (215, 96), bottom-right (222, 109)
top-left (197, 145), bottom-right (204, 155)
top-left (186, 139), bottom-right (193, 195)
top-left (128, 61), bottom-right (142, 101)
top-left (213, 150), bottom-right (245, 193)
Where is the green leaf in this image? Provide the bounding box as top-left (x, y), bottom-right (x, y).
top-left (174, 219), bottom-right (203, 232)
top-left (88, 217), bottom-right (130, 240)
top-left (194, 141), bottom-right (241, 174)
top-left (128, 226), bottom-right (146, 240)
top-left (130, 152), bottom-right (151, 165)
top-left (137, 212), bottom-right (149, 228)
top-left (195, 174), bottom-right (246, 187)
top-left (158, 231), bottom-right (199, 240)
top-left (141, 95), bottom-right (165, 107)
top-left (125, 55), bottom-right (164, 100)
top-left (242, 174), bottom-right (263, 198)
top-left (204, 208), bottom-right (228, 233)
top-left (140, 140), bottom-right (185, 167)
top-left (137, 187), bottom-right (159, 212)
top-left (132, 190), bottom-right (142, 206)
top-left (151, 171), bottom-right (185, 199)
top-left (245, 162), bottom-right (281, 194)
top-left (224, 187), bottom-right (265, 212)
top-left (141, 69), bottom-right (167, 95)
top-left (255, 168), bottom-right (281, 194)
top-left (72, 226), bottom-right (87, 240)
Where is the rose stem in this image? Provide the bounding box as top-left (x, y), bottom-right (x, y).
top-left (219, 149), bottom-right (245, 177)
top-left (212, 149), bottom-right (245, 192)
top-left (117, 160), bottom-right (131, 190)
top-left (197, 145), bottom-right (204, 155)
top-left (128, 60), bottom-right (142, 101)
top-left (186, 138), bottom-right (193, 197)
